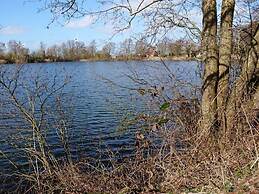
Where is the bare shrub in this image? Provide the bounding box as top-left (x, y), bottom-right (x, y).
top-left (34, 59), bottom-right (259, 193)
top-left (0, 64), bottom-right (73, 192)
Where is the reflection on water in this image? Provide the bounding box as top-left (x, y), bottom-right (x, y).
top-left (0, 60), bottom-right (200, 173)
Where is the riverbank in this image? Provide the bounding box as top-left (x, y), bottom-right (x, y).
top-left (0, 56), bottom-right (198, 65)
top-left (16, 118), bottom-right (259, 194)
top-left (0, 59), bottom-right (7, 64)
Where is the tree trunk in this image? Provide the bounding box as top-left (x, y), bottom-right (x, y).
top-left (253, 82), bottom-right (259, 112)
top-left (217, 0), bottom-right (235, 135)
top-left (201, 0), bottom-right (219, 136)
top-left (226, 24), bottom-right (259, 130)
top-left (217, 0), bottom-right (235, 121)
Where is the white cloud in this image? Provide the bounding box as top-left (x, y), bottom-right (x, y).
top-left (65, 15), bottom-right (95, 29)
top-left (0, 26), bottom-right (26, 35)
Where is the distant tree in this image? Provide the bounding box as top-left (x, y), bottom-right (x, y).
top-left (88, 40), bottom-right (97, 58)
top-left (102, 42), bottom-right (116, 57)
top-left (184, 40), bottom-right (198, 58)
top-left (157, 37), bottom-right (171, 57)
top-left (66, 40), bottom-right (77, 60)
top-left (74, 40), bottom-right (87, 60)
top-left (135, 40), bottom-right (148, 57)
top-left (119, 38), bottom-right (134, 57)
top-left (46, 44), bottom-right (61, 61)
top-left (0, 42), bottom-right (5, 59)
top-left (39, 42), bottom-right (46, 59)
top-left (30, 42), bottom-right (46, 62)
top-left (7, 40), bottom-right (29, 63)
top-left (169, 39), bottom-right (185, 57)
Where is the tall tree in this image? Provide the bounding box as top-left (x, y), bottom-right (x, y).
top-left (226, 25), bottom-right (259, 130)
top-left (217, 0), bottom-right (235, 131)
top-left (200, 0), bottom-right (219, 136)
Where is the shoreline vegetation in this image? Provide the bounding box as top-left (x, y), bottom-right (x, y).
top-left (0, 39), bottom-right (200, 64)
top-left (0, 56), bottom-right (198, 64)
top-left (0, 56), bottom-right (199, 65)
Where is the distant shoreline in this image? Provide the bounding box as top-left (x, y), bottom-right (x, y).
top-left (0, 56), bottom-right (199, 65)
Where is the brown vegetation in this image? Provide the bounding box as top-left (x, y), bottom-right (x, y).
top-left (18, 92), bottom-right (259, 193)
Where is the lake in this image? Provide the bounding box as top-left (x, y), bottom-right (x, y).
top-left (0, 60), bottom-right (201, 175)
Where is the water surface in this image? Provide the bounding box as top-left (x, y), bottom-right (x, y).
top-left (0, 60), bottom-right (200, 173)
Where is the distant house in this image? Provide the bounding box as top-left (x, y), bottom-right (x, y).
top-left (145, 47), bottom-right (159, 57)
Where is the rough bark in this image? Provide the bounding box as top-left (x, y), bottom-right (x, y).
top-left (217, 0), bottom-right (235, 133)
top-left (201, 0), bottom-right (219, 136)
top-left (253, 82), bottom-right (259, 110)
top-left (217, 0), bottom-right (235, 109)
top-left (226, 24), bottom-right (259, 130)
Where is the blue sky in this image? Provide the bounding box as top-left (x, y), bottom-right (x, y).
top-left (0, 0), bottom-right (134, 50)
top-left (0, 0), bottom-right (202, 50)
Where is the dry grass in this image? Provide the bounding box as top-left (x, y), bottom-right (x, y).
top-left (23, 97), bottom-right (259, 194)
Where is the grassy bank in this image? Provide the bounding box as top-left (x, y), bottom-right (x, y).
top-left (12, 96), bottom-right (259, 193)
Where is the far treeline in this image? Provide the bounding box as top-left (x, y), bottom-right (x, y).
top-left (0, 38), bottom-right (200, 64)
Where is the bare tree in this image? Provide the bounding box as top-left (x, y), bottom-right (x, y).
top-left (200, 0), bottom-right (218, 136)
top-left (0, 64), bottom-right (72, 189)
top-left (0, 42), bottom-right (5, 59)
top-left (88, 40), bottom-right (97, 57)
top-left (102, 41), bottom-right (116, 56)
top-left (135, 39), bottom-right (148, 57)
top-left (119, 38), bottom-right (134, 57)
top-left (7, 40), bottom-right (29, 63)
top-left (217, 0), bottom-right (235, 133)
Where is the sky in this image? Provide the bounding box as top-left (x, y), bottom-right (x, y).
top-left (0, 0), bottom-right (135, 50)
top-left (0, 0), bottom-right (203, 51)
